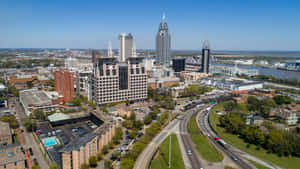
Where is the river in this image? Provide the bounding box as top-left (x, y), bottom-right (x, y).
top-left (212, 63), bottom-right (300, 80)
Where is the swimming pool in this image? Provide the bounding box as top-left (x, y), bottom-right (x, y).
top-left (42, 137), bottom-right (57, 147)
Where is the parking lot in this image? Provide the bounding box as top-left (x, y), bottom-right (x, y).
top-left (37, 120), bottom-right (98, 146)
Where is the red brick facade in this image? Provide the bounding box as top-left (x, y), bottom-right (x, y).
top-left (54, 69), bottom-right (75, 103)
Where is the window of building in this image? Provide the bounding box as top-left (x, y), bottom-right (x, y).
top-left (112, 69), bottom-right (116, 75)
top-left (141, 67), bottom-right (145, 74)
top-left (131, 68), bottom-right (134, 74)
top-left (136, 68), bottom-right (140, 74)
top-left (106, 70), bottom-right (110, 76)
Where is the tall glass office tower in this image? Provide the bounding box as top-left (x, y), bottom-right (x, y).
top-left (156, 14), bottom-right (171, 66)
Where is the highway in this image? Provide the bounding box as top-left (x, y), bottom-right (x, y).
top-left (178, 107), bottom-right (202, 169)
top-left (197, 108), bottom-right (254, 169)
top-left (133, 119), bottom-right (180, 169)
top-left (133, 92), bottom-right (231, 169)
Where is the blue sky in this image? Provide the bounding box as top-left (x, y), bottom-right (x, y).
top-left (1, 0), bottom-right (300, 50)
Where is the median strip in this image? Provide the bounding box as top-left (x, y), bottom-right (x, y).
top-left (187, 115), bottom-right (224, 162)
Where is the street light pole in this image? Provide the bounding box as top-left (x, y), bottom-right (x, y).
top-left (169, 135), bottom-right (171, 168)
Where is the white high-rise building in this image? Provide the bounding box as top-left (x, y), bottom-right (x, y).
top-left (118, 33), bottom-right (133, 62)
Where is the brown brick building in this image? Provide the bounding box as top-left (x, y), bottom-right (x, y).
top-left (54, 69), bottom-right (75, 103)
top-left (60, 123), bottom-right (117, 169)
top-left (0, 144), bottom-right (26, 169)
top-left (0, 122), bottom-right (25, 169)
top-left (9, 75), bottom-right (50, 89)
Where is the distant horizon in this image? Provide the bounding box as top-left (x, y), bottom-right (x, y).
top-left (2, 48), bottom-right (300, 53)
top-left (1, 0), bottom-right (300, 50)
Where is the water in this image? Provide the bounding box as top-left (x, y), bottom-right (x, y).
top-left (212, 63), bottom-right (300, 80)
top-left (43, 137), bottom-right (57, 146)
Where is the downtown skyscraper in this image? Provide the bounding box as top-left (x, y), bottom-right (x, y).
top-left (200, 40), bottom-right (210, 73)
top-left (156, 14), bottom-right (171, 66)
top-left (119, 33), bottom-right (133, 62)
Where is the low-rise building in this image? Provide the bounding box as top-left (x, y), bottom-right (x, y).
top-left (245, 115), bottom-right (264, 126)
top-left (0, 122), bottom-right (26, 169)
top-left (148, 76), bottom-right (180, 89)
top-left (181, 71), bottom-right (208, 81)
top-left (271, 108), bottom-right (298, 125)
top-left (0, 122), bottom-right (12, 146)
top-left (200, 77), bottom-right (263, 93)
top-left (0, 144), bottom-right (26, 169)
top-left (19, 89), bottom-right (59, 116)
top-left (9, 75), bottom-right (50, 89)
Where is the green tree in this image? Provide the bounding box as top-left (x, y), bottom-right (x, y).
top-left (104, 159), bottom-right (113, 169)
top-left (96, 152), bottom-right (103, 161)
top-left (133, 120), bottom-right (143, 130)
top-left (32, 165), bottom-right (41, 169)
top-left (30, 109), bottom-right (46, 120)
top-left (49, 163), bottom-right (59, 169)
top-left (129, 112), bottom-right (136, 121)
top-left (24, 118), bottom-right (36, 132)
top-left (80, 163), bottom-right (90, 169)
top-left (8, 86), bottom-right (19, 97)
top-left (72, 97), bottom-right (82, 106)
top-left (0, 115), bottom-right (19, 129)
top-left (26, 81), bottom-right (34, 88)
top-left (143, 114), bottom-right (152, 125)
top-left (88, 156), bottom-right (97, 167)
top-left (247, 96), bottom-right (260, 111)
top-left (120, 158), bottom-right (135, 169)
top-left (273, 95), bottom-right (292, 105)
top-left (102, 145), bottom-right (109, 154)
top-left (111, 152), bottom-right (121, 160)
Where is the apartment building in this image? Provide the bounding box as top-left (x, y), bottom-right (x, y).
top-left (60, 123), bottom-right (117, 169)
top-left (54, 69), bottom-right (75, 103)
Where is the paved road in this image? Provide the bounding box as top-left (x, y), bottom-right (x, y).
top-left (13, 99), bottom-right (49, 169)
top-left (197, 108), bottom-right (253, 169)
top-left (133, 120), bottom-right (180, 169)
top-left (178, 107), bottom-right (204, 169)
top-left (198, 107), bottom-right (282, 169)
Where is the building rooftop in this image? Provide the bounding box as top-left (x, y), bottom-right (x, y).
top-left (0, 144), bottom-right (25, 165)
top-left (19, 89), bottom-right (52, 107)
top-left (0, 84), bottom-right (6, 91)
top-left (0, 121), bottom-right (11, 137)
top-left (48, 113), bottom-right (70, 122)
top-left (59, 133), bottom-right (96, 152)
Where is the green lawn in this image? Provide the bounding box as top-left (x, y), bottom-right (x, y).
top-left (188, 116), bottom-right (224, 162)
top-left (225, 166), bottom-right (237, 169)
top-left (149, 134), bottom-right (185, 169)
top-left (209, 102), bottom-right (300, 169)
top-left (248, 159), bottom-right (271, 169)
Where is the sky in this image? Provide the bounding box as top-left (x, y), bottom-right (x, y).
top-left (1, 0), bottom-right (300, 50)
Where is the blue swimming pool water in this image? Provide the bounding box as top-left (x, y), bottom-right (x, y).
top-left (43, 137), bottom-right (57, 146)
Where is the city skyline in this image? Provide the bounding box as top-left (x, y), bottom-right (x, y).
top-left (1, 0), bottom-right (300, 50)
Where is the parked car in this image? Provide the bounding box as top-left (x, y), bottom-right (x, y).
top-left (29, 148), bottom-right (33, 156)
top-left (33, 158), bottom-right (38, 165)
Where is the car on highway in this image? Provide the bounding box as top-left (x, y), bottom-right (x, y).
top-left (187, 150), bottom-right (192, 155)
top-left (231, 155), bottom-right (238, 161)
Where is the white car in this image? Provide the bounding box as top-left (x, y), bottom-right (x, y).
top-left (187, 150), bottom-right (192, 155)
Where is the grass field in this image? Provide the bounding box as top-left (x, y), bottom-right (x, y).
top-left (248, 159), bottom-right (271, 169)
top-left (209, 102), bottom-right (300, 169)
top-left (225, 166), bottom-right (237, 169)
top-left (149, 134), bottom-right (185, 169)
top-left (188, 116), bottom-right (224, 162)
